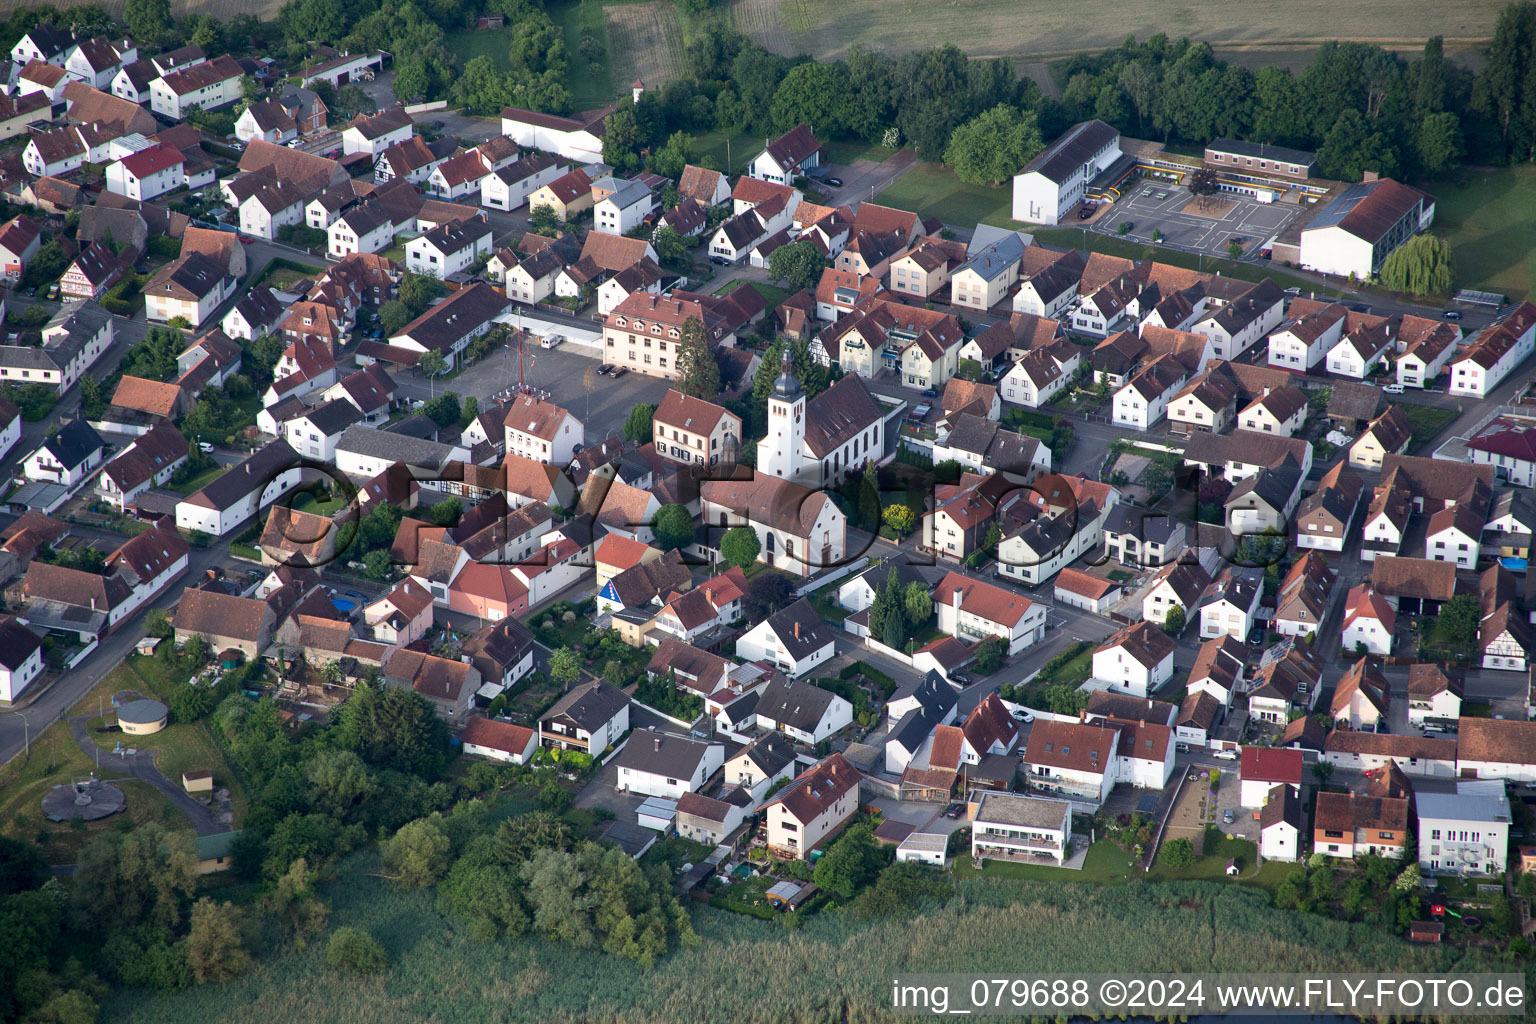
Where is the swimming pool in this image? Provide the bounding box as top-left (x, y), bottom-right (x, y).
top-left (331, 597), bottom-right (355, 613)
top-left (1501, 557), bottom-right (1528, 573)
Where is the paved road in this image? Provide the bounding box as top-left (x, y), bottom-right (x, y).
top-left (66, 716), bottom-right (226, 836)
top-left (823, 149), bottom-right (921, 209)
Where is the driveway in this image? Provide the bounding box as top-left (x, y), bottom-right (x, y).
top-left (822, 150), bottom-right (919, 208)
top-left (574, 756), bottom-right (646, 819)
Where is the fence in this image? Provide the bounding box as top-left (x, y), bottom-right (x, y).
top-left (65, 640), bottom-right (100, 670)
top-left (792, 555), bottom-right (869, 598)
top-left (403, 100), bottom-right (449, 114)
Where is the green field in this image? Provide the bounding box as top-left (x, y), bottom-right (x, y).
top-left (874, 162), bottom-right (1016, 227)
top-left (1433, 164), bottom-right (1536, 301)
top-left (446, 1), bottom-right (616, 112)
top-left (726, 0), bottom-right (1505, 63)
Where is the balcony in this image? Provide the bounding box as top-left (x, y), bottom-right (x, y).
top-left (973, 842), bottom-right (1064, 865)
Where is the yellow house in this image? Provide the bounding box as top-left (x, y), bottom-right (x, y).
top-left (1349, 407), bottom-right (1412, 470)
top-left (195, 831), bottom-right (240, 874)
top-left (528, 167), bottom-right (593, 221)
top-left (888, 236), bottom-right (966, 300)
top-left (901, 332), bottom-right (961, 390)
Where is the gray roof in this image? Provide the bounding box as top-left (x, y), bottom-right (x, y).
top-left (600, 179), bottom-right (652, 211)
top-left (735, 733), bottom-right (796, 777)
top-left (1415, 780), bottom-right (1510, 825)
top-left (1020, 120), bottom-right (1119, 185)
top-left (542, 678), bottom-right (628, 732)
top-left (959, 233), bottom-right (1026, 282)
top-left (300, 398), bottom-right (362, 436)
top-left (974, 791), bottom-right (1070, 830)
top-left (890, 700), bottom-right (949, 756)
top-left (755, 679), bottom-right (842, 733)
top-left (761, 598), bottom-right (835, 661)
top-left (1206, 138), bottom-right (1316, 167)
top-left (335, 425), bottom-right (460, 471)
top-left (41, 420), bottom-right (104, 469)
top-left (615, 727), bottom-right (716, 779)
top-left (186, 440), bottom-right (301, 511)
top-left (891, 669), bottom-right (959, 715)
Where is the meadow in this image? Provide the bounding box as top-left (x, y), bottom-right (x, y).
top-left (99, 867), bottom-right (1510, 1024)
top-left (1432, 164), bottom-right (1536, 301)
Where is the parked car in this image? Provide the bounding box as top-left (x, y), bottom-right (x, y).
top-left (1442, 309), bottom-right (1463, 320)
top-left (944, 804), bottom-right (962, 819)
top-left (1012, 709), bottom-right (1034, 723)
top-left (540, 334), bottom-right (563, 349)
top-left (1222, 809), bottom-right (1235, 825)
top-left (920, 388), bottom-right (938, 398)
top-left (597, 364), bottom-right (611, 375)
top-left (950, 672), bottom-right (971, 685)
top-left (823, 176), bottom-right (843, 188)
top-left (45, 283), bottom-right (58, 300)
top-left (1213, 749), bottom-right (1239, 761)
top-left (198, 442), bottom-right (215, 453)
top-left (1175, 741), bottom-right (1190, 753)
top-left (610, 366), bottom-right (628, 378)
top-left (1382, 383), bottom-right (1406, 394)
top-left (1077, 204), bottom-right (1095, 220)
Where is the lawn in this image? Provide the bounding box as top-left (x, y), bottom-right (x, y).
top-left (1033, 645), bottom-right (1093, 686)
top-left (166, 463), bottom-right (224, 495)
top-left (822, 141), bottom-right (895, 166)
top-left (716, 277), bottom-right (791, 312)
top-left (1432, 164), bottom-right (1536, 302)
top-left (953, 839), bottom-right (1135, 882)
top-left (875, 163), bottom-right (1017, 228)
top-left (292, 489), bottom-right (348, 517)
top-left (1397, 401), bottom-right (1460, 452)
top-left (691, 132), bottom-right (757, 176)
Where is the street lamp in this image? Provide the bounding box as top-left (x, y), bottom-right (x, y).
top-left (15, 709), bottom-right (31, 758)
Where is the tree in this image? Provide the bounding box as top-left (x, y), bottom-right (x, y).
top-left (1189, 166), bottom-right (1220, 201)
top-left (1158, 837), bottom-right (1195, 868)
top-left (882, 603), bottom-right (904, 648)
top-left (943, 104), bottom-right (1045, 186)
top-left (332, 684), bottom-right (451, 778)
top-left (362, 548), bottom-right (393, 581)
top-left (1227, 241), bottom-right (1244, 260)
top-left (125, 0), bottom-right (172, 45)
top-left (1162, 604), bottom-right (1186, 635)
top-left (769, 61), bottom-right (849, 136)
top-left (766, 240), bottom-right (827, 292)
top-left (973, 636), bottom-right (1005, 674)
top-left (378, 300), bottom-right (412, 335)
top-left (1312, 760), bottom-right (1335, 787)
top-left (903, 580), bottom-right (933, 625)
top-left (418, 350), bottom-right (448, 397)
top-left (530, 205), bottom-right (561, 236)
top-left (422, 392), bottom-right (460, 428)
top-left (650, 504), bottom-right (694, 551)
top-left (812, 823), bottom-right (884, 899)
top-left (881, 504), bottom-right (914, 535)
top-left (673, 317), bottom-right (721, 399)
top-left (653, 225), bottom-right (689, 270)
top-left (1414, 111), bottom-right (1463, 175)
top-left (450, 55), bottom-right (516, 117)
top-left (325, 927), bottom-right (388, 974)
top-left (547, 647), bottom-right (581, 687)
top-left (183, 898), bottom-right (250, 983)
top-left (745, 571), bottom-right (793, 619)
top-left (719, 525), bottom-right (761, 570)
top-left (383, 815), bottom-right (452, 888)
top-left (623, 403), bottom-right (655, 444)
top-left (1439, 593), bottom-right (1481, 648)
top-left (1378, 234), bottom-right (1453, 296)
top-left (73, 823), bottom-right (198, 933)
top-left (602, 104), bottom-right (641, 171)
top-left (268, 857), bottom-right (329, 940)
top-left (650, 130), bottom-right (692, 179)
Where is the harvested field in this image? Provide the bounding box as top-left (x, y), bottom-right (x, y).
top-left (0, 0), bottom-right (284, 20)
top-left (603, 2), bottom-right (686, 88)
top-left (728, 0), bottom-right (1505, 62)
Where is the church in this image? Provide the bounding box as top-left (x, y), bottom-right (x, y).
top-left (756, 350), bottom-right (891, 489)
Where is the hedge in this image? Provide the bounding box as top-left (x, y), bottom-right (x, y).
top-left (838, 660), bottom-right (896, 698)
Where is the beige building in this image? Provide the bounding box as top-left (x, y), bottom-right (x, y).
top-left (602, 289), bottom-right (757, 379)
top-left (763, 753), bottom-right (860, 859)
top-left (652, 388), bottom-right (740, 467)
top-left (887, 235), bottom-right (966, 300)
top-left (527, 167), bottom-right (593, 221)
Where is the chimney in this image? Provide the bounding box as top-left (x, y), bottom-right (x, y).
top-left (653, 735), bottom-right (661, 752)
top-left (953, 586), bottom-right (963, 612)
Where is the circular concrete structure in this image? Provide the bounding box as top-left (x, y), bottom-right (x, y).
top-left (42, 779), bottom-right (126, 822)
top-left (117, 698), bottom-right (168, 736)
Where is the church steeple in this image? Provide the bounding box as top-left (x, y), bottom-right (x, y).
top-left (772, 345), bottom-right (802, 399)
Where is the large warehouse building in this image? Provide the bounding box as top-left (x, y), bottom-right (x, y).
top-left (1297, 176), bottom-right (1435, 281)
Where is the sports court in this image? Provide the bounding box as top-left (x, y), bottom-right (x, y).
top-left (1093, 183), bottom-right (1306, 261)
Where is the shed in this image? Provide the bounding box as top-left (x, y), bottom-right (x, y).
top-left (600, 819), bottom-right (657, 859)
top-left (195, 831), bottom-right (240, 874)
top-left (764, 880), bottom-right (803, 908)
top-left (896, 831), bottom-right (949, 866)
top-left (636, 796), bottom-right (678, 832)
top-left (1409, 921), bottom-right (1444, 943)
top-left (873, 819), bottom-right (916, 846)
top-left (182, 770), bottom-right (213, 794)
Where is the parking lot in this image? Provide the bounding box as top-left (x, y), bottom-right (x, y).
top-left (1092, 184), bottom-right (1306, 262)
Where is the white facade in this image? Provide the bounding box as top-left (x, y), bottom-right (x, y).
top-left (1418, 782), bottom-right (1509, 877)
top-left (405, 226), bottom-right (492, 279)
top-left (970, 793), bottom-right (1071, 867)
top-left (500, 113), bottom-right (602, 163)
top-left (735, 621), bottom-right (835, 679)
top-left (482, 161), bottom-right (564, 211)
top-left (1090, 641), bottom-right (1174, 699)
top-left (1261, 814), bottom-right (1300, 862)
top-left (617, 740), bottom-right (725, 800)
top-left (0, 637), bottom-right (44, 701)
top-left (1010, 121), bottom-right (1121, 225)
top-left (174, 461), bottom-right (305, 537)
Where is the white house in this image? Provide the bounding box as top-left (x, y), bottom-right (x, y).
top-left (342, 107), bottom-right (414, 158)
top-left (933, 572), bottom-right (1046, 656)
top-left (1142, 562), bottom-right (1211, 628)
top-left (539, 678), bottom-right (630, 754)
top-left (748, 123), bottom-right (821, 185)
top-left (1417, 780), bottom-right (1509, 877)
top-left (1259, 786), bottom-right (1302, 862)
top-left (459, 718), bottom-right (539, 764)
top-left (1448, 302), bottom-right (1536, 399)
top-left (970, 792), bottom-right (1072, 867)
top-left (174, 440), bottom-right (305, 536)
top-left (763, 753), bottom-right (859, 859)
top-left (592, 177), bottom-right (654, 236)
top-left (1238, 747), bottom-right (1304, 809)
top-left (1297, 177), bottom-right (1435, 281)
top-left (104, 143), bottom-right (183, 201)
top-left (1341, 584), bottom-right (1395, 655)
top-left (481, 154), bottom-right (563, 211)
top-left (753, 678), bottom-right (853, 745)
top-left (328, 203), bottom-right (397, 259)
top-left (500, 105), bottom-right (607, 163)
top-left (1454, 719), bottom-right (1536, 783)
top-left (614, 728), bottom-right (725, 800)
top-left (735, 599), bottom-right (836, 678)
top-left (1198, 569), bottom-right (1262, 640)
top-left (1268, 303), bottom-right (1347, 372)
top-left (0, 616), bottom-right (45, 702)
top-left (238, 179), bottom-right (308, 241)
top-left (405, 219), bottom-right (492, 280)
top-left (1090, 621), bottom-right (1175, 698)
top-left (1326, 321), bottom-right (1394, 379)
top-left (150, 54), bottom-right (242, 119)
top-left (723, 735), bottom-right (799, 804)
top-left (1021, 719), bottom-right (1121, 809)
top-left (1011, 120), bottom-right (1121, 225)
top-left (502, 394), bottom-right (583, 466)
top-left (1111, 356), bottom-right (1186, 429)
top-left (23, 420), bottom-right (104, 488)
top-left (1406, 665), bottom-right (1463, 728)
